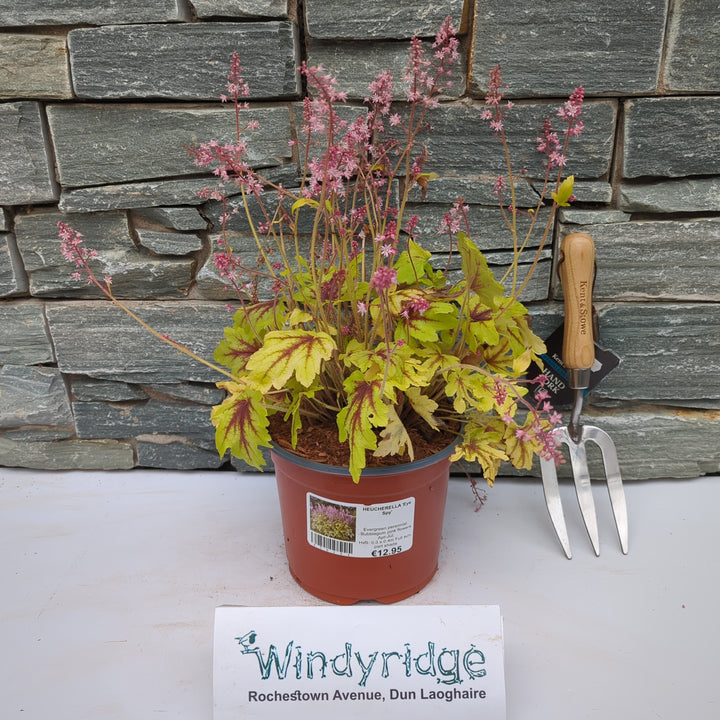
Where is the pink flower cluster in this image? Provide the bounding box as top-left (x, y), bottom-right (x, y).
top-left (221, 52), bottom-right (251, 105)
top-left (439, 199), bottom-right (470, 236)
top-left (480, 66), bottom-right (513, 134)
top-left (403, 16), bottom-right (459, 106)
top-left (495, 373), bottom-right (564, 463)
top-left (370, 266), bottom-right (398, 292)
top-left (537, 86), bottom-right (585, 169)
top-left (57, 221), bottom-right (102, 285)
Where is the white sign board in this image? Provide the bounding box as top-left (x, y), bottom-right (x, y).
top-left (214, 605), bottom-right (506, 719)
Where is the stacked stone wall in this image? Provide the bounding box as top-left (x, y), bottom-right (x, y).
top-left (1, 0), bottom-right (718, 478)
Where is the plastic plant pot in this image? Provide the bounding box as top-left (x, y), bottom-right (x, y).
top-left (271, 442), bottom-right (454, 605)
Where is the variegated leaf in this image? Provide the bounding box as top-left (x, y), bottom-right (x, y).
top-left (337, 372), bottom-right (389, 482)
top-left (246, 330), bottom-right (336, 392)
top-left (211, 382), bottom-right (271, 469)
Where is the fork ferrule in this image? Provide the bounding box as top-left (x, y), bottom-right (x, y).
top-left (568, 367), bottom-right (591, 391)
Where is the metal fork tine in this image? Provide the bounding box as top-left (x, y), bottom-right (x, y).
top-left (540, 449), bottom-right (572, 559)
top-left (585, 426), bottom-right (629, 554)
top-left (565, 434), bottom-right (600, 556)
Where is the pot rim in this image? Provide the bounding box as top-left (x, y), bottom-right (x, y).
top-left (270, 439), bottom-right (457, 477)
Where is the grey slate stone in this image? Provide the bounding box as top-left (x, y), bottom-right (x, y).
top-left (407, 175), bottom-right (539, 207)
top-left (0, 102), bottom-right (57, 205)
top-left (46, 301), bottom-right (231, 384)
top-left (73, 399), bottom-right (214, 444)
top-left (471, 1), bottom-right (666, 97)
top-left (68, 22), bottom-right (299, 100)
top-left (557, 219), bottom-right (720, 301)
top-left (58, 166), bottom-right (300, 214)
top-left (142, 382), bottom-right (225, 405)
top-left (0, 208), bottom-right (8, 231)
top-left (307, 39), bottom-right (465, 100)
top-left (664, 0), bottom-right (720, 91)
top-left (59, 178), bottom-right (220, 213)
top-left (0, 437), bottom-right (135, 471)
top-left (394, 100), bottom-right (616, 180)
top-left (618, 178), bottom-right (720, 213)
top-left (305, 0), bottom-right (466, 39)
top-left (558, 210), bottom-right (631, 225)
top-left (15, 212), bottom-right (194, 299)
top-left (0, 232), bottom-right (29, 296)
top-left (71, 377), bottom-right (149, 402)
top-left (531, 302), bottom-right (720, 404)
top-left (0, 0), bottom-right (185, 26)
top-left (133, 207), bottom-right (208, 232)
top-left (555, 181), bottom-right (613, 205)
top-left (46, 105), bottom-right (292, 187)
top-left (623, 97), bottom-right (720, 179)
top-left (190, 0), bottom-right (289, 18)
top-left (0, 34), bottom-right (72, 100)
top-left (0, 365), bottom-right (73, 429)
top-left (600, 303), bottom-right (720, 403)
top-left (136, 439), bottom-right (225, 470)
top-left (136, 230), bottom-right (203, 256)
top-left (406, 202), bottom-right (554, 252)
top-left (0, 303), bottom-right (55, 365)
top-left (2, 428), bottom-right (75, 442)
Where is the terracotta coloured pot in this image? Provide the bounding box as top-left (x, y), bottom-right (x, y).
top-left (271, 442), bottom-right (454, 605)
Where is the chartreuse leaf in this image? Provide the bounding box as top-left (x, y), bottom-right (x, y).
top-left (341, 339), bottom-right (434, 391)
top-left (246, 330), bottom-right (336, 392)
top-left (389, 293), bottom-right (458, 343)
top-left (512, 348), bottom-right (534, 376)
top-left (337, 371), bottom-right (390, 482)
top-left (214, 301), bottom-right (286, 375)
top-left (288, 308), bottom-right (313, 326)
top-left (374, 404), bottom-right (413, 460)
top-left (443, 366), bottom-right (495, 414)
top-left (233, 301), bottom-right (285, 339)
top-left (503, 415), bottom-right (541, 472)
top-left (291, 197), bottom-right (319, 214)
top-left (551, 175), bottom-right (575, 207)
top-left (457, 232), bottom-right (505, 304)
top-left (412, 346), bottom-right (461, 378)
top-left (394, 238), bottom-right (434, 285)
top-left (405, 387), bottom-right (439, 430)
top-left (283, 383), bottom-right (320, 447)
top-left (450, 415), bottom-right (509, 485)
top-left (480, 338), bottom-right (514, 374)
top-left (461, 295), bottom-right (499, 353)
top-left (511, 312), bottom-right (547, 360)
top-left (211, 381), bottom-right (271, 469)
top-left (214, 324), bottom-right (262, 376)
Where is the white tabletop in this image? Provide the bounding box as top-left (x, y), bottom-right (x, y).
top-left (2, 468), bottom-right (718, 719)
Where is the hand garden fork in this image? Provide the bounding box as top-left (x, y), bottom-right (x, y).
top-left (539, 233), bottom-right (629, 559)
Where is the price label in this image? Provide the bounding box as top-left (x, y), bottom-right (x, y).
top-left (307, 493), bottom-right (415, 558)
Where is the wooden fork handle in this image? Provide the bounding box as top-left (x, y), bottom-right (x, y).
top-left (559, 232), bottom-right (595, 373)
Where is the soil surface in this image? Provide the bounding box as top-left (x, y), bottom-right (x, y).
top-left (268, 413), bottom-right (458, 468)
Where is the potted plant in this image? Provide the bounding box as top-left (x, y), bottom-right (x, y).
top-left (58, 17), bottom-right (584, 604)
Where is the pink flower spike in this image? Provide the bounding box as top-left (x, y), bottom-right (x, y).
top-left (370, 266), bottom-right (397, 291)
